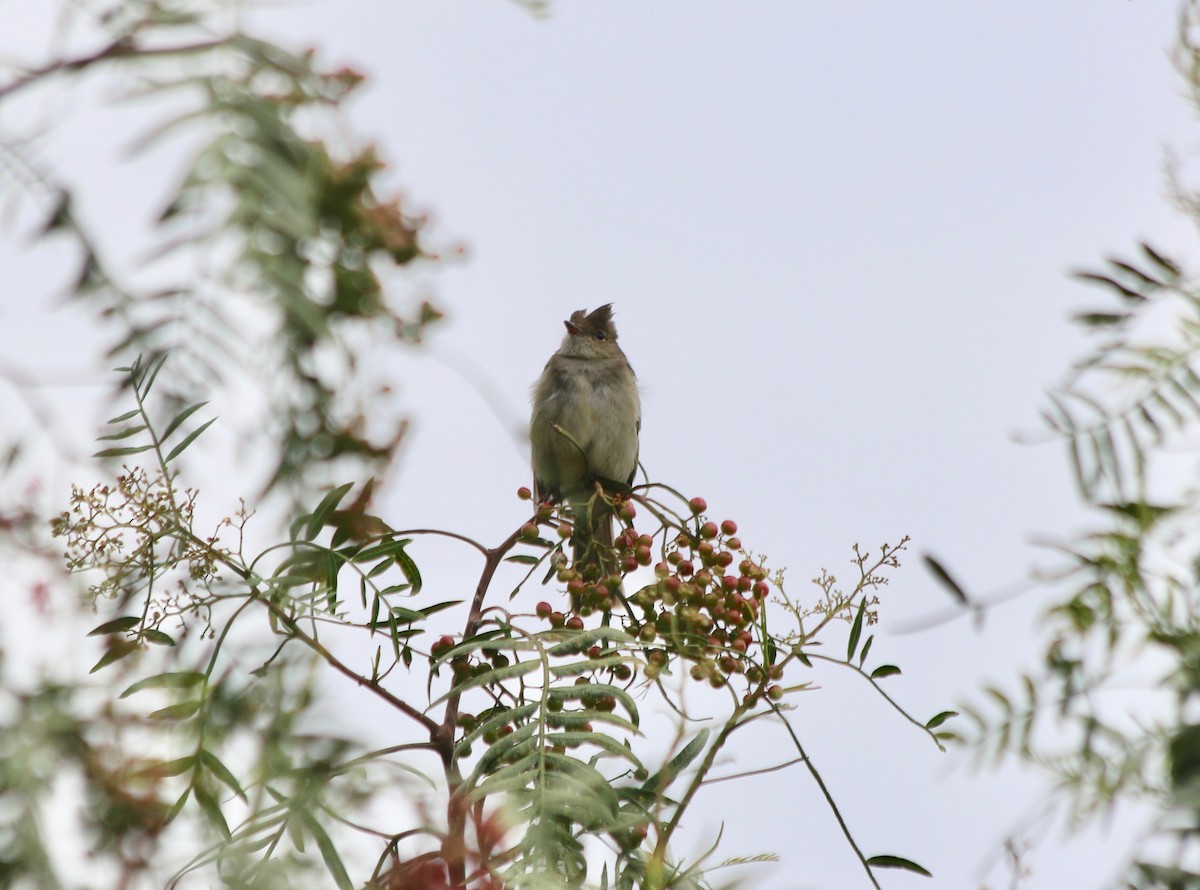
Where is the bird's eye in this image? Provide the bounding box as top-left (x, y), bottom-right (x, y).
top-left (594, 331), bottom-right (607, 341)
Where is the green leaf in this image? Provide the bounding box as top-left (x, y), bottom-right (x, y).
top-left (166, 788), bottom-right (190, 824)
top-left (301, 482), bottom-right (355, 541)
top-left (160, 401), bottom-right (210, 442)
top-left (135, 755), bottom-right (195, 779)
top-left (1072, 270), bottom-right (1144, 302)
top-left (88, 616), bottom-right (140, 636)
top-left (193, 784), bottom-right (231, 839)
top-left (846, 599), bottom-right (866, 661)
top-left (866, 855), bottom-right (932, 877)
top-left (93, 444), bottom-right (154, 458)
top-left (396, 545), bottom-right (422, 594)
top-left (300, 811), bottom-right (354, 890)
top-left (97, 424), bottom-right (147, 441)
top-left (200, 749), bottom-right (247, 802)
top-left (870, 664), bottom-right (901, 680)
top-left (858, 634), bottom-right (874, 667)
top-left (120, 671), bottom-right (206, 698)
top-left (369, 595), bottom-right (382, 632)
top-left (417, 600), bottom-right (462, 618)
top-left (149, 700), bottom-right (202, 720)
top-left (164, 416), bottom-right (218, 463)
top-left (643, 729), bottom-right (709, 793)
top-left (106, 409), bottom-right (141, 426)
top-left (1073, 312), bottom-right (1129, 328)
top-left (505, 554), bottom-right (541, 564)
top-left (922, 554), bottom-right (968, 604)
top-left (135, 353), bottom-right (170, 399)
top-left (90, 639), bottom-right (139, 673)
top-left (142, 629), bottom-right (176, 646)
top-left (925, 710), bottom-right (958, 729)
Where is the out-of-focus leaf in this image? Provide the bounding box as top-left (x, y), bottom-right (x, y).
top-left (88, 616), bottom-right (140, 636)
top-left (922, 554), bottom-right (968, 605)
top-left (120, 671), bottom-right (205, 698)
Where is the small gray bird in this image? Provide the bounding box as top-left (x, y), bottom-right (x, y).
top-left (531, 304), bottom-right (641, 576)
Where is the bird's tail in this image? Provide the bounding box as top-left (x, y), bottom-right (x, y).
top-left (569, 491), bottom-right (618, 580)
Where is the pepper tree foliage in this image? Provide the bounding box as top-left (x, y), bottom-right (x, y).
top-left (0, 2), bottom-right (949, 888)
top-left (935, 4), bottom-right (1200, 887)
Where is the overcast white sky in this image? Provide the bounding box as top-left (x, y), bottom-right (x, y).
top-left (4, 1), bottom-right (1199, 888)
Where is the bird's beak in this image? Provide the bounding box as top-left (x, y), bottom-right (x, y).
top-left (563, 320), bottom-right (583, 336)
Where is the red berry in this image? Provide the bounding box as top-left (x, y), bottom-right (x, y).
top-left (536, 601), bottom-right (552, 618)
top-left (677, 561), bottom-right (694, 578)
top-left (688, 497), bottom-right (707, 515)
top-left (549, 611), bottom-right (565, 628)
top-left (620, 501), bottom-right (636, 521)
top-left (566, 616), bottom-right (585, 630)
top-left (519, 522), bottom-right (539, 541)
top-left (754, 581), bottom-right (769, 600)
top-left (517, 487), bottom-right (532, 501)
top-left (715, 551), bottom-right (734, 568)
top-left (726, 536), bottom-right (741, 550)
top-left (621, 555), bottom-right (639, 573)
top-left (700, 522), bottom-right (718, 540)
top-left (720, 519), bottom-right (737, 535)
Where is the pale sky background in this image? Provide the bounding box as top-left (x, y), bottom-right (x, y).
top-left (3, 1), bottom-right (1199, 888)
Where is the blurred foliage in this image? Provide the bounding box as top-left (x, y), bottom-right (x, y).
top-left (932, 3), bottom-right (1200, 886)
top-left (0, 1), bottom-right (947, 888)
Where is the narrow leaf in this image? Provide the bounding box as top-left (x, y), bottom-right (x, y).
top-left (120, 671), bottom-right (205, 698)
top-left (90, 639), bottom-right (139, 673)
top-left (925, 710), bottom-right (958, 729)
top-left (193, 785), bottom-right (230, 839)
top-left (302, 482), bottom-right (355, 541)
top-left (160, 401), bottom-right (210, 442)
top-left (164, 416), bottom-right (217, 463)
top-left (93, 444), bottom-right (154, 458)
top-left (866, 855), bottom-right (932, 877)
top-left (149, 700), bottom-right (202, 720)
top-left (89, 616), bottom-right (140, 636)
top-left (200, 749), bottom-right (247, 802)
top-left (846, 599), bottom-right (866, 661)
top-left (870, 664), bottom-right (901, 680)
top-left (300, 812), bottom-right (354, 890)
top-left (97, 424), bottom-right (147, 441)
top-left (858, 634), bottom-right (874, 667)
top-left (922, 554), bottom-right (968, 604)
top-left (142, 629), bottom-right (176, 646)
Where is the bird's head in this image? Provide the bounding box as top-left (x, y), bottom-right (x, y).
top-left (559, 304), bottom-right (622, 359)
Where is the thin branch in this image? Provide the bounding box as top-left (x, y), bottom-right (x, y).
top-left (805, 652), bottom-right (945, 749)
top-left (770, 705), bottom-right (881, 890)
top-left (701, 755), bottom-right (808, 786)
top-left (0, 38), bottom-right (230, 100)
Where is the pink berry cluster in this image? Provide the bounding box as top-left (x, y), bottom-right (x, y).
top-left (519, 489), bottom-right (777, 691)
